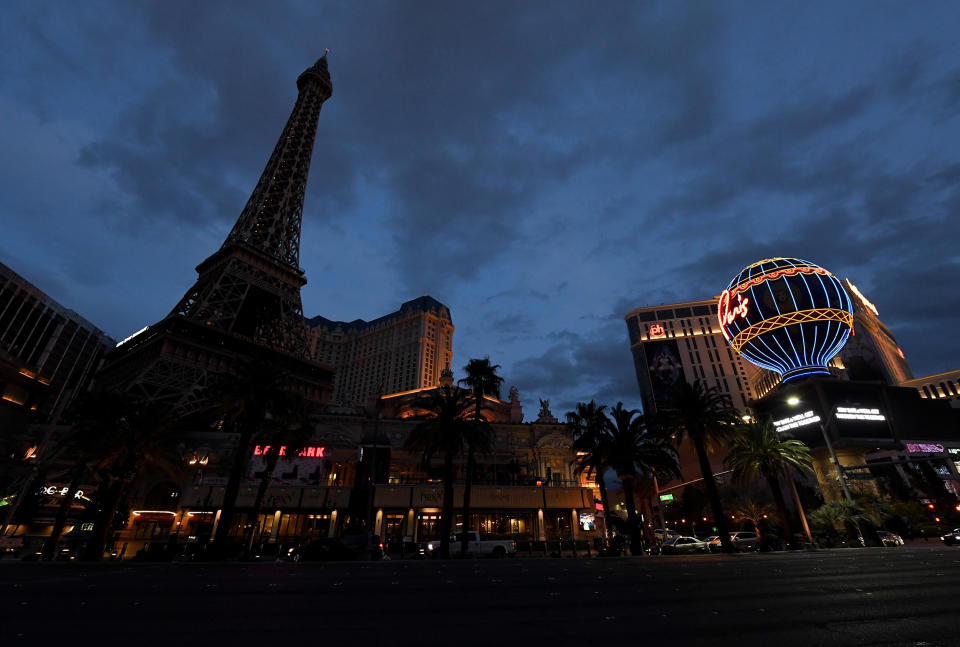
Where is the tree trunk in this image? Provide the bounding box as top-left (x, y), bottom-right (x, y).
top-left (597, 472), bottom-right (610, 538)
top-left (858, 518), bottom-right (883, 547)
top-left (82, 476), bottom-right (128, 561)
top-left (764, 470), bottom-right (793, 550)
top-left (211, 422), bottom-right (256, 557)
top-left (43, 462), bottom-right (85, 561)
top-left (621, 474), bottom-right (643, 555)
top-left (245, 447), bottom-right (281, 558)
top-left (692, 436), bottom-right (734, 552)
top-left (439, 450), bottom-right (455, 559)
top-left (460, 445), bottom-right (475, 557)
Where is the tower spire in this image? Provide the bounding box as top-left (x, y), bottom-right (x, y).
top-left (223, 56), bottom-right (332, 269)
top-left (168, 57), bottom-right (333, 358)
top-left (95, 57), bottom-right (335, 411)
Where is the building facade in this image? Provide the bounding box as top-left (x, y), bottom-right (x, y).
top-left (0, 262), bottom-right (114, 424)
top-left (123, 391), bottom-right (597, 557)
top-left (307, 296), bottom-right (454, 409)
top-left (753, 376), bottom-right (960, 502)
top-left (624, 298), bottom-right (761, 416)
top-left (901, 369), bottom-right (960, 407)
top-left (840, 279), bottom-right (913, 384)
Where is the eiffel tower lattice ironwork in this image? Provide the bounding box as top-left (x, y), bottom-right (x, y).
top-left (95, 57), bottom-right (334, 410)
top-left (170, 56), bottom-right (332, 358)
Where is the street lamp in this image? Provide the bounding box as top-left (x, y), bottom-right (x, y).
top-left (785, 398), bottom-right (854, 504)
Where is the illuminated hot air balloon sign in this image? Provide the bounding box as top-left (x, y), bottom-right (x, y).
top-left (718, 258), bottom-right (854, 383)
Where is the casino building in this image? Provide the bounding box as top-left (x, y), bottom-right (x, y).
top-left (624, 299), bottom-right (762, 415)
top-left (0, 262), bottom-right (114, 427)
top-left (719, 258), bottom-right (960, 501)
top-left (626, 258), bottom-right (960, 508)
top-left (306, 296), bottom-right (454, 409)
top-left (122, 387), bottom-right (597, 557)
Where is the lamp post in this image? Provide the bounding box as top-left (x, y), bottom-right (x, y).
top-left (786, 396), bottom-right (854, 504)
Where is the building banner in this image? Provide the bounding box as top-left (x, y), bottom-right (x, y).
top-left (646, 339), bottom-right (686, 407)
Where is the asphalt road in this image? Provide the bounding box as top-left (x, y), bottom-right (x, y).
top-left (2, 545), bottom-right (959, 646)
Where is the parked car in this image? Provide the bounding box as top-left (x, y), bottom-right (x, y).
top-left (940, 528), bottom-right (960, 546)
top-left (287, 535), bottom-right (385, 562)
top-left (654, 529), bottom-right (680, 544)
top-left (709, 531), bottom-right (760, 552)
top-left (340, 533), bottom-right (385, 560)
top-left (661, 536), bottom-right (710, 555)
top-left (877, 531), bottom-right (904, 547)
top-left (425, 531), bottom-right (516, 557)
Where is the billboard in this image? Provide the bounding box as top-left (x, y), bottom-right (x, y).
top-left (646, 339), bottom-right (686, 408)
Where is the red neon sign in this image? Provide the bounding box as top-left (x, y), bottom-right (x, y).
top-left (718, 289), bottom-right (750, 341)
top-left (729, 266), bottom-right (830, 297)
top-left (648, 324), bottom-right (666, 338)
top-left (253, 445), bottom-right (325, 458)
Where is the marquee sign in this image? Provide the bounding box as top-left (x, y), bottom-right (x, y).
top-left (253, 445), bottom-right (325, 458)
top-left (773, 410), bottom-right (822, 432)
top-left (718, 258), bottom-right (854, 382)
top-left (906, 443), bottom-right (945, 454)
top-left (40, 485), bottom-right (89, 501)
top-left (835, 407), bottom-right (885, 421)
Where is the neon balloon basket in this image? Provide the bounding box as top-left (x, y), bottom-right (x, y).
top-left (718, 258), bottom-right (854, 383)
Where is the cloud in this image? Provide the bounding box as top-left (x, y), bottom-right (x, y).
top-left (2, 0), bottom-right (959, 395)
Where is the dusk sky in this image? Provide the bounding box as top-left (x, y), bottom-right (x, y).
top-left (2, 2), bottom-right (959, 417)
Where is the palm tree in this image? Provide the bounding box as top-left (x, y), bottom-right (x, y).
top-left (42, 392), bottom-right (137, 561)
top-left (403, 385), bottom-right (474, 559)
top-left (730, 499), bottom-right (775, 546)
top-left (808, 499), bottom-right (877, 546)
top-left (243, 390), bottom-right (312, 557)
top-left (200, 359), bottom-right (294, 558)
top-left (726, 419), bottom-right (814, 549)
top-left (567, 401), bottom-right (610, 536)
top-left (80, 397), bottom-right (182, 561)
top-left (661, 379), bottom-right (740, 553)
top-left (604, 402), bottom-right (681, 555)
top-left (457, 358), bottom-right (502, 556)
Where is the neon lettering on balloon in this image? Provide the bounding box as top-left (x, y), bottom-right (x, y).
top-left (717, 289), bottom-right (750, 341)
top-left (253, 445), bottom-right (325, 458)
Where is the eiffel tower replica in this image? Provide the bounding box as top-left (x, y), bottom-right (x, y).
top-left (96, 56), bottom-right (335, 410)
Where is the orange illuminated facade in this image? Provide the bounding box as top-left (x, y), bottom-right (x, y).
top-left (306, 296), bottom-right (454, 408)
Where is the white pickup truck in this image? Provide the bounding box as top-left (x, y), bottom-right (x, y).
top-left (425, 531), bottom-right (516, 557)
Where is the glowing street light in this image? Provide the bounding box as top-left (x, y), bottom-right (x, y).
top-left (787, 397), bottom-right (854, 505)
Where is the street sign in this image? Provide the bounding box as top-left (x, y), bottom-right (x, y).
top-left (659, 493), bottom-right (674, 501)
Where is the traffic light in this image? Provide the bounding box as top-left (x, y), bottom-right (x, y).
top-left (927, 503), bottom-right (935, 510)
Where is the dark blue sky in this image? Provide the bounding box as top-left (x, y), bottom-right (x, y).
top-left (2, 1), bottom-right (958, 416)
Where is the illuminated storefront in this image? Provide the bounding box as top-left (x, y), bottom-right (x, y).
top-left (118, 393), bottom-right (596, 557)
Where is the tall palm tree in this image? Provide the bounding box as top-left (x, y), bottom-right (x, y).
top-left (661, 379), bottom-right (740, 553)
top-left (80, 397), bottom-right (182, 561)
top-left (726, 419), bottom-right (814, 549)
top-left (604, 402), bottom-right (681, 555)
top-left (403, 385), bottom-right (474, 559)
top-left (457, 358), bottom-right (502, 556)
top-left (200, 359), bottom-right (294, 557)
top-left (42, 392), bottom-right (136, 561)
top-left (243, 390), bottom-right (312, 557)
top-left (567, 401), bottom-right (611, 536)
